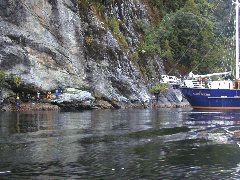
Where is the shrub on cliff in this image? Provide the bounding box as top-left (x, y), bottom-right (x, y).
top-left (149, 83), bottom-right (169, 94)
top-left (0, 71), bottom-right (22, 92)
top-left (0, 70), bottom-right (7, 89)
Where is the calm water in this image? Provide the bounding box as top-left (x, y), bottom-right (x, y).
top-left (1, 108), bottom-right (240, 179)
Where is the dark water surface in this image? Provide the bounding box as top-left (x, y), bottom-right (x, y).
top-left (1, 109), bottom-right (240, 179)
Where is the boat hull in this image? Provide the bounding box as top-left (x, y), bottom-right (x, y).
top-left (181, 88), bottom-right (240, 110)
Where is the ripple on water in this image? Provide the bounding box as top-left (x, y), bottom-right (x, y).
top-left (1, 109), bottom-right (240, 179)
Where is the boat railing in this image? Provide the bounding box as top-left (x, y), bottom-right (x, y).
top-left (181, 79), bottom-right (207, 88)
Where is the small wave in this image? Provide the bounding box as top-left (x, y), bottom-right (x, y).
top-left (0, 171), bottom-right (11, 174)
top-left (78, 127), bottom-right (190, 144)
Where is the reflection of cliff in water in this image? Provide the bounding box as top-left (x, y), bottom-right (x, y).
top-left (0, 112), bottom-right (57, 134)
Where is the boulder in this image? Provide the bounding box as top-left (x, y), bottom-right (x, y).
top-left (52, 88), bottom-right (95, 110)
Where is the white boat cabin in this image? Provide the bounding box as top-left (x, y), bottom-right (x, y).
top-left (181, 71), bottom-right (235, 89)
top-left (182, 79), bottom-right (233, 89)
top-left (161, 75), bottom-right (181, 85)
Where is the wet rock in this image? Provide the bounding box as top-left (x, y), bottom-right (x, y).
top-left (1, 102), bottom-right (60, 112)
top-left (95, 100), bottom-right (113, 109)
top-left (152, 88), bottom-right (190, 108)
top-left (52, 88), bottom-right (96, 110)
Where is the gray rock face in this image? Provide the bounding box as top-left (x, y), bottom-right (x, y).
top-left (0, 0), bottom-right (184, 109)
top-left (54, 88), bottom-right (95, 103)
top-left (52, 88), bottom-right (95, 110)
top-left (0, 0), bottom-right (86, 91)
top-left (153, 88), bottom-right (189, 108)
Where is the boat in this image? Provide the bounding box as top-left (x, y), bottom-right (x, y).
top-left (160, 75), bottom-right (181, 88)
top-left (180, 0), bottom-right (240, 110)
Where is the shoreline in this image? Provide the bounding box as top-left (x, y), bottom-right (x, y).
top-left (1, 102), bottom-right (60, 112)
top-left (0, 101), bottom-right (190, 112)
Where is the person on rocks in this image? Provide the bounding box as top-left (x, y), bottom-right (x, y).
top-left (55, 89), bottom-right (59, 99)
top-left (47, 91), bottom-right (52, 100)
top-left (31, 96), bottom-right (36, 104)
top-left (16, 94), bottom-right (21, 109)
top-left (37, 91), bottom-right (40, 102)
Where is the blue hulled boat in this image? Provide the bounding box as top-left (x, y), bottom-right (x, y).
top-left (181, 87), bottom-right (240, 110)
top-left (181, 0), bottom-right (240, 110)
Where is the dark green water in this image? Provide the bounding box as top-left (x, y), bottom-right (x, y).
top-left (1, 108), bottom-right (240, 179)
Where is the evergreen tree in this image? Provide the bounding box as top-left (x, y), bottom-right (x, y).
top-left (141, 0), bottom-right (233, 75)
top-left (162, 40), bottom-right (174, 61)
top-left (184, 0), bottom-right (199, 15)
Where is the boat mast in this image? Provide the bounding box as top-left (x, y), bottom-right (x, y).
top-left (234, 0), bottom-right (240, 79)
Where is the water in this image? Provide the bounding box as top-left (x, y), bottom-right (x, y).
top-left (1, 109), bottom-right (240, 179)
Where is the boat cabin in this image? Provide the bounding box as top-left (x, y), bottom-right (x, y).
top-left (181, 71), bottom-right (234, 89)
top-left (161, 75), bottom-right (181, 85)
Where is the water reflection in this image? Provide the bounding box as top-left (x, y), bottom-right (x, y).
top-left (184, 111), bottom-right (240, 144)
top-left (0, 109), bottom-right (240, 178)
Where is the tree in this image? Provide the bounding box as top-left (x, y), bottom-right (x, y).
top-left (156, 6), bottom-right (229, 74)
top-left (162, 40), bottom-right (173, 60)
top-left (149, 83), bottom-right (169, 102)
top-left (184, 0), bottom-right (199, 15)
top-left (141, 0), bottom-right (233, 75)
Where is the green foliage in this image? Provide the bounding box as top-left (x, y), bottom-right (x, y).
top-left (129, 52), bottom-right (139, 65)
top-left (208, 0), bottom-right (233, 35)
top-left (133, 20), bottom-right (148, 33)
top-left (77, 0), bottom-right (90, 10)
top-left (108, 17), bottom-right (120, 35)
top-left (77, 0), bottom-right (116, 10)
top-left (149, 83), bottom-right (169, 94)
top-left (147, 0), bottom-right (186, 20)
top-left (8, 73), bottom-right (22, 88)
top-left (148, 0), bottom-right (186, 12)
top-left (13, 76), bottom-right (22, 88)
top-left (77, 0), bottom-right (115, 17)
top-left (160, 11), bottom-right (206, 72)
top-left (107, 17), bottom-right (128, 48)
top-left (94, 2), bottom-right (105, 12)
top-left (141, 0), bottom-right (233, 75)
top-left (0, 71), bottom-right (22, 90)
top-left (0, 70), bottom-right (6, 89)
top-left (93, 0), bottom-right (116, 6)
top-left (139, 28), bottom-right (160, 55)
top-left (184, 0), bottom-right (199, 15)
top-left (140, 65), bottom-right (147, 79)
top-left (162, 40), bottom-right (174, 61)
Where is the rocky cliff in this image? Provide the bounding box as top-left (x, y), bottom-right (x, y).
top-left (0, 0), bottom-right (186, 109)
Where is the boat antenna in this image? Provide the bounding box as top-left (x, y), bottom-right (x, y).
top-left (233, 0), bottom-right (240, 79)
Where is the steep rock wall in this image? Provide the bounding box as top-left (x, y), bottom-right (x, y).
top-left (0, 0), bottom-right (169, 107)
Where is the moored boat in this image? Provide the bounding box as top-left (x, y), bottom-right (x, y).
top-left (181, 0), bottom-right (240, 110)
top-left (181, 74), bottom-right (240, 110)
